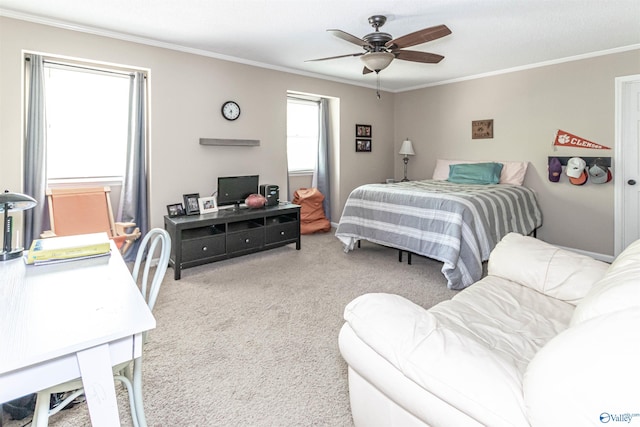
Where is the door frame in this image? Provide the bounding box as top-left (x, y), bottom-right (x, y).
top-left (614, 74), bottom-right (640, 256)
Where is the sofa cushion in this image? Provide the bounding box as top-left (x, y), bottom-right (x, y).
top-left (571, 238), bottom-right (640, 326)
top-left (343, 279), bottom-right (574, 426)
top-left (524, 308), bottom-right (640, 427)
top-left (431, 276), bottom-right (574, 372)
top-left (488, 233), bottom-right (609, 305)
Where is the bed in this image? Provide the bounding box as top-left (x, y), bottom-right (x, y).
top-left (335, 161), bottom-right (542, 290)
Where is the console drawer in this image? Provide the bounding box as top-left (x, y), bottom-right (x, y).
top-left (227, 228), bottom-right (264, 254)
top-left (266, 222), bottom-right (299, 244)
top-left (182, 235), bottom-right (225, 262)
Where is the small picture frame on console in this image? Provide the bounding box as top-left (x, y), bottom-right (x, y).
top-left (198, 196), bottom-right (218, 214)
top-left (167, 203), bottom-right (186, 217)
top-left (183, 193), bottom-right (201, 215)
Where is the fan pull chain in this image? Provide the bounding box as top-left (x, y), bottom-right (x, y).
top-left (376, 71), bottom-right (381, 99)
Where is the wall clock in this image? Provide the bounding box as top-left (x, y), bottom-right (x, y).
top-left (221, 101), bottom-right (241, 121)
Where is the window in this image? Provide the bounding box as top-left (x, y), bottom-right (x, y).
top-left (43, 63), bottom-right (130, 182)
top-left (287, 97), bottom-right (319, 173)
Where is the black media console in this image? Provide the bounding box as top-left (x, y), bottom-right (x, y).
top-left (164, 203), bottom-right (301, 280)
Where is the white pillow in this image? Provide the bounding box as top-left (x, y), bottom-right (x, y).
top-left (432, 159), bottom-right (529, 185)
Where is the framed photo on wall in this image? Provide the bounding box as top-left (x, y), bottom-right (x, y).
top-left (355, 124), bottom-right (372, 138)
top-left (198, 196), bottom-right (218, 214)
top-left (183, 193), bottom-right (200, 215)
top-left (356, 139), bottom-right (372, 152)
top-left (472, 119), bottom-right (494, 139)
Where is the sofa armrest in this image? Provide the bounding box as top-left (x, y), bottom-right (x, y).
top-left (344, 293), bottom-right (439, 369)
top-left (488, 233), bottom-right (609, 305)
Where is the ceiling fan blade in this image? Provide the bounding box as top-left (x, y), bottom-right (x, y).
top-left (362, 66), bottom-right (373, 75)
top-left (306, 52), bottom-right (364, 62)
top-left (394, 50), bottom-right (445, 64)
top-left (386, 24), bottom-right (451, 49)
top-left (328, 29), bottom-right (373, 48)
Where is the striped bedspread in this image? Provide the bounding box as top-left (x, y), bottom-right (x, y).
top-left (335, 180), bottom-right (542, 290)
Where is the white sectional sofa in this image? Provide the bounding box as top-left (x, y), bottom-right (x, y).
top-left (339, 233), bottom-right (640, 426)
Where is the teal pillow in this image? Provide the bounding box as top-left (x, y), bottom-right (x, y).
top-left (447, 162), bottom-right (504, 185)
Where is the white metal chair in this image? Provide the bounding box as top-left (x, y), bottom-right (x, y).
top-left (31, 228), bottom-right (171, 427)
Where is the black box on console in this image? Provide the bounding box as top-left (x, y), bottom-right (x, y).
top-left (259, 184), bottom-right (279, 206)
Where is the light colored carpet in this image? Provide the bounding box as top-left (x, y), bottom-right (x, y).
top-left (3, 230), bottom-right (458, 426)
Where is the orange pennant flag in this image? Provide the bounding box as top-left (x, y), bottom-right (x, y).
top-left (553, 129), bottom-right (611, 150)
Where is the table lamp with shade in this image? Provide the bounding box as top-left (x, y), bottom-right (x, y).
top-left (1, 190), bottom-right (37, 261)
top-left (399, 138), bottom-right (416, 182)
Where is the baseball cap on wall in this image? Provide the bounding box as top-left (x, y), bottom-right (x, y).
top-left (548, 157), bottom-right (562, 182)
top-left (566, 157), bottom-right (587, 185)
top-left (588, 158), bottom-right (612, 184)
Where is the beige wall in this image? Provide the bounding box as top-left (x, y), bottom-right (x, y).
top-left (0, 17), bottom-right (394, 240)
top-left (394, 50), bottom-right (640, 255)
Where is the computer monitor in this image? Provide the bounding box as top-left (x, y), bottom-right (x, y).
top-left (217, 175), bottom-right (259, 210)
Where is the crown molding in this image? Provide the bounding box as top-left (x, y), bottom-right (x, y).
top-left (2, 9), bottom-right (638, 94)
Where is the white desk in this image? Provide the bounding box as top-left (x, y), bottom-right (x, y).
top-left (0, 243), bottom-right (156, 426)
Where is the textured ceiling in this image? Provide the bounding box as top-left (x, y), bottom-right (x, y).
top-left (1, 0), bottom-right (639, 91)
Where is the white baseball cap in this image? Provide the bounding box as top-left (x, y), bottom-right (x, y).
top-left (566, 157), bottom-right (586, 178)
top-left (567, 157), bottom-right (588, 185)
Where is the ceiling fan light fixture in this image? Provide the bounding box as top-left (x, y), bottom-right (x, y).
top-left (360, 52), bottom-right (394, 72)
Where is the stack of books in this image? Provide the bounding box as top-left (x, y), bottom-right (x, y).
top-left (26, 232), bottom-right (111, 265)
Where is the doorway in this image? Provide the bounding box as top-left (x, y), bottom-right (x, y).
top-left (614, 75), bottom-right (640, 255)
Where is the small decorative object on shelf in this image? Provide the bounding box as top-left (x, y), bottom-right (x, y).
top-left (183, 193), bottom-right (200, 215)
top-left (245, 193), bottom-right (267, 209)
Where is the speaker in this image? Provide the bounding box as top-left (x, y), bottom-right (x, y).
top-left (260, 184), bottom-right (279, 206)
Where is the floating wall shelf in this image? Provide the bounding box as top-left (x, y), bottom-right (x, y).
top-left (199, 138), bottom-right (260, 146)
top-left (548, 156), bottom-right (611, 167)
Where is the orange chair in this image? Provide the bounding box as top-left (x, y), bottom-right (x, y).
top-left (41, 186), bottom-right (141, 255)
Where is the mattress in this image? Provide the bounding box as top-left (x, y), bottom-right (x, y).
top-left (335, 180), bottom-right (542, 289)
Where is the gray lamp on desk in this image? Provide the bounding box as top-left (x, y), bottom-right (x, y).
top-left (1, 190), bottom-right (37, 261)
top-left (399, 138), bottom-right (416, 182)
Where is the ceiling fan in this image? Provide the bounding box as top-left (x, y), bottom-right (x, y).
top-left (307, 15), bottom-right (451, 75)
